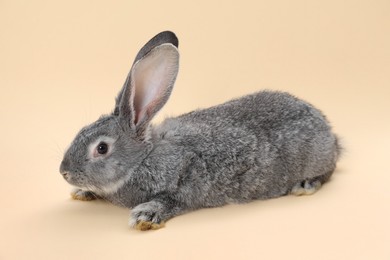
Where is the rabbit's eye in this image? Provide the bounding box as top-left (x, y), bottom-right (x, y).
top-left (97, 142), bottom-right (108, 155)
top-left (89, 137), bottom-right (115, 159)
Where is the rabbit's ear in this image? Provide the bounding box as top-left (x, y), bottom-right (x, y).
top-left (113, 31), bottom-right (178, 116)
top-left (132, 31), bottom-right (178, 65)
top-left (118, 42), bottom-right (179, 135)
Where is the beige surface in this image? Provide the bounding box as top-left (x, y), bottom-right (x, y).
top-left (1, 0), bottom-right (389, 259)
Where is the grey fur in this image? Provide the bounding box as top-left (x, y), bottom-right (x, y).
top-left (60, 31), bottom-right (341, 230)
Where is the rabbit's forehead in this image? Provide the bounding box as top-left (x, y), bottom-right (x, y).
top-left (76, 116), bottom-right (118, 143)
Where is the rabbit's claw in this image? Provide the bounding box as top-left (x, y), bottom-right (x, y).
top-left (135, 221), bottom-right (164, 231)
top-left (70, 189), bottom-right (97, 201)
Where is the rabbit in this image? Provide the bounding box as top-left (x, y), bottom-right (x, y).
top-left (60, 31), bottom-right (342, 231)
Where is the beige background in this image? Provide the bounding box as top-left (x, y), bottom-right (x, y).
top-left (1, 0), bottom-right (389, 259)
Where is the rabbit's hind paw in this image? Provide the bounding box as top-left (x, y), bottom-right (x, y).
top-left (291, 180), bottom-right (322, 196)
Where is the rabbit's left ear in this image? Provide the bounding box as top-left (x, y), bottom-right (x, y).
top-left (118, 42), bottom-right (179, 135)
top-left (113, 32), bottom-right (178, 117)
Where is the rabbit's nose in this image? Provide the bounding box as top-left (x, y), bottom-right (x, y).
top-left (59, 160), bottom-right (70, 176)
top-left (59, 165), bottom-right (69, 180)
top-left (61, 171), bottom-right (69, 179)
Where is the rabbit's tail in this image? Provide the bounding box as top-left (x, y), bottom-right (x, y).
top-left (334, 135), bottom-right (343, 161)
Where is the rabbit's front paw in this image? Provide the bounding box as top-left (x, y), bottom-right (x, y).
top-left (70, 189), bottom-right (97, 201)
top-left (129, 201), bottom-right (165, 231)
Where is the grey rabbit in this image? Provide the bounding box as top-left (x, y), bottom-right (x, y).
top-left (60, 31), bottom-right (341, 231)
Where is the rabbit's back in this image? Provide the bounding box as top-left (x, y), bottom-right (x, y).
top-left (179, 91), bottom-right (329, 132)
top-left (154, 91), bottom-right (339, 205)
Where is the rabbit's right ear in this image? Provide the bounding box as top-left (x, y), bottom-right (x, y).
top-left (115, 31), bottom-right (179, 137)
top-left (113, 31), bottom-right (178, 116)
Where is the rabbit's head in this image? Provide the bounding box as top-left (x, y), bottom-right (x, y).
top-left (59, 31), bottom-right (179, 194)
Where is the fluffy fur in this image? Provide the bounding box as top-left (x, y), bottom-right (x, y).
top-left (60, 31), bottom-right (341, 230)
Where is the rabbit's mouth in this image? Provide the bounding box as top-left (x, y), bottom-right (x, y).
top-left (59, 170), bottom-right (85, 188)
top-left (61, 171), bottom-right (80, 186)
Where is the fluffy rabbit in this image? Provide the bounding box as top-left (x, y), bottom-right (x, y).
top-left (60, 31), bottom-right (341, 231)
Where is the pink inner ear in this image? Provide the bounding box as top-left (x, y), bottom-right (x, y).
top-left (131, 44), bottom-right (179, 125)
